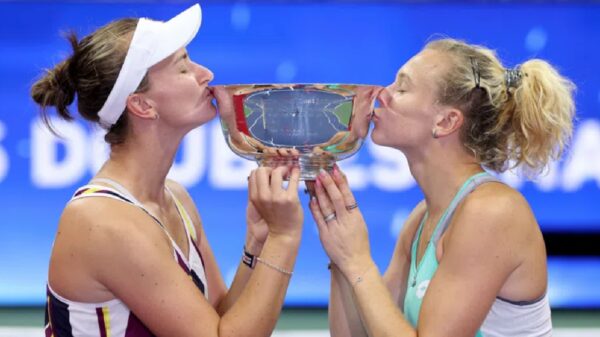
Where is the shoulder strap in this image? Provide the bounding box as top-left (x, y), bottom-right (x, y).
top-left (72, 184), bottom-right (135, 204)
top-left (431, 172), bottom-right (501, 245)
top-left (165, 186), bottom-right (198, 243)
top-left (76, 179), bottom-right (167, 234)
top-left (90, 178), bottom-right (142, 206)
top-left (410, 210), bottom-right (429, 267)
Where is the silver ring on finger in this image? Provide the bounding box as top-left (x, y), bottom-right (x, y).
top-left (345, 202), bottom-right (358, 211)
top-left (323, 212), bottom-right (337, 222)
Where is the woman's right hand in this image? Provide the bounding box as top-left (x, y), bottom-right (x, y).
top-left (248, 166), bottom-right (303, 239)
top-left (309, 166), bottom-right (374, 281)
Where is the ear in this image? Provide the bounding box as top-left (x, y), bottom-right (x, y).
top-left (432, 107), bottom-right (464, 138)
top-left (125, 93), bottom-right (157, 121)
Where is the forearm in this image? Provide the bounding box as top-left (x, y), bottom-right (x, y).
top-left (329, 264), bottom-right (368, 337)
top-left (215, 241), bottom-right (263, 315)
top-left (348, 261), bottom-right (416, 337)
top-left (215, 262), bottom-right (251, 315)
top-left (218, 233), bottom-right (300, 337)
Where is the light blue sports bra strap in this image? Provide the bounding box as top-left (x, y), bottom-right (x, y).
top-left (410, 211), bottom-right (428, 268)
top-left (431, 172), bottom-right (501, 245)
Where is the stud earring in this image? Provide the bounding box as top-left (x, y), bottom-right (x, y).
top-left (432, 129), bottom-right (438, 139)
top-left (153, 114), bottom-right (160, 120)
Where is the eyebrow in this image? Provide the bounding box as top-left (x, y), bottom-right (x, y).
top-left (396, 72), bottom-right (412, 85)
top-left (173, 52), bottom-right (189, 65)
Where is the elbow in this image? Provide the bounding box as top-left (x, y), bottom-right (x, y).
top-left (217, 318), bottom-right (274, 337)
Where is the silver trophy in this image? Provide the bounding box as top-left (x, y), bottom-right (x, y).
top-left (213, 84), bottom-right (382, 181)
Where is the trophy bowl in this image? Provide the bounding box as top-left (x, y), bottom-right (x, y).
top-left (212, 84), bottom-right (382, 180)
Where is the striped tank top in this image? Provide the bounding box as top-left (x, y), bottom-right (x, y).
top-left (403, 172), bottom-right (552, 336)
top-left (44, 179), bottom-right (208, 337)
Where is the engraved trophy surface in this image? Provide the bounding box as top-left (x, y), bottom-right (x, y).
top-left (213, 84), bottom-right (382, 180)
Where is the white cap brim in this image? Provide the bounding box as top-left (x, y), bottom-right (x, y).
top-left (97, 4), bottom-right (202, 128)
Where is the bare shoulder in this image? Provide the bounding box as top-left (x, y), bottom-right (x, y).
top-left (445, 181), bottom-right (536, 260)
top-left (60, 196), bottom-right (162, 242)
top-left (60, 196), bottom-right (173, 263)
top-left (54, 196), bottom-right (220, 335)
top-left (50, 196), bottom-right (173, 301)
top-left (459, 182), bottom-right (534, 229)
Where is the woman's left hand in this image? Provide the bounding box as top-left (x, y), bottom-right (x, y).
top-left (309, 165), bottom-right (374, 281)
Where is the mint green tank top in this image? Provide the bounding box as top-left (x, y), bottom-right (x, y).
top-left (403, 172), bottom-right (499, 336)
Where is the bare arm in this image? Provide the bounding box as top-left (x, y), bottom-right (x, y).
top-left (52, 166), bottom-right (302, 337)
top-left (329, 263), bottom-right (368, 337)
top-left (167, 180), bottom-right (266, 314)
top-left (214, 186), bottom-right (271, 314)
top-left (327, 200), bottom-right (424, 337)
top-left (415, 190), bottom-right (526, 337)
top-left (313, 169), bottom-right (528, 337)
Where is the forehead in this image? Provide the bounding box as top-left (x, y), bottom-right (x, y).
top-left (396, 49), bottom-right (449, 87)
top-left (148, 48), bottom-right (188, 73)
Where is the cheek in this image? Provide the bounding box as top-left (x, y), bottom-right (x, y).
top-left (386, 95), bottom-right (413, 121)
top-left (168, 84), bottom-right (201, 106)
top-left (390, 96), bottom-right (428, 125)
top-left (384, 102), bottom-right (408, 127)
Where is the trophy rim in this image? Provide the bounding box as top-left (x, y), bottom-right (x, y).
top-left (212, 83), bottom-right (383, 89)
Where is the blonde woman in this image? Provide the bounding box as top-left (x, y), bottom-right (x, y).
top-left (310, 38), bottom-right (575, 337)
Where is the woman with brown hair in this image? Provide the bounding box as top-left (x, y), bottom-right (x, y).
top-left (310, 38), bottom-right (575, 337)
top-left (32, 4), bottom-right (303, 336)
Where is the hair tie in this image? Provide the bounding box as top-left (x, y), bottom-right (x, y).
top-left (505, 67), bottom-right (523, 89)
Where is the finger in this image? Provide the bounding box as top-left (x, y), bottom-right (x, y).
top-left (317, 169), bottom-right (346, 216)
top-left (270, 165), bottom-right (288, 195)
top-left (287, 166), bottom-right (301, 194)
top-left (309, 196), bottom-right (328, 235)
top-left (255, 167), bottom-right (272, 202)
top-left (264, 147), bottom-right (278, 156)
top-left (277, 148), bottom-right (290, 157)
top-left (248, 169), bottom-right (258, 204)
top-left (314, 177), bottom-right (336, 220)
top-left (332, 165), bottom-right (357, 210)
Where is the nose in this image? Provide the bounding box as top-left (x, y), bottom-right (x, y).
top-left (194, 63), bottom-right (214, 84)
top-left (376, 85), bottom-right (392, 108)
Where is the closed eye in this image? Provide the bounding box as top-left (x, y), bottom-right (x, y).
top-left (175, 52), bottom-right (190, 73)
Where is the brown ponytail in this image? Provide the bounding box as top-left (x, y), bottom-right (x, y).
top-left (30, 18), bottom-right (147, 144)
top-left (31, 32), bottom-right (79, 131)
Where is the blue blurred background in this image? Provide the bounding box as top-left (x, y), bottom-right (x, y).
top-left (0, 1), bottom-right (599, 309)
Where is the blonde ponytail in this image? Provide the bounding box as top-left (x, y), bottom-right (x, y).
top-left (507, 60), bottom-right (576, 174)
top-left (425, 38), bottom-right (576, 176)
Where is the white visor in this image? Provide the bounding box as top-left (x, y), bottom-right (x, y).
top-left (97, 4), bottom-right (202, 128)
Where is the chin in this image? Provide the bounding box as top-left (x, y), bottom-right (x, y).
top-left (370, 128), bottom-right (384, 145)
top-left (204, 105), bottom-right (217, 120)
top-left (195, 105), bottom-right (218, 126)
